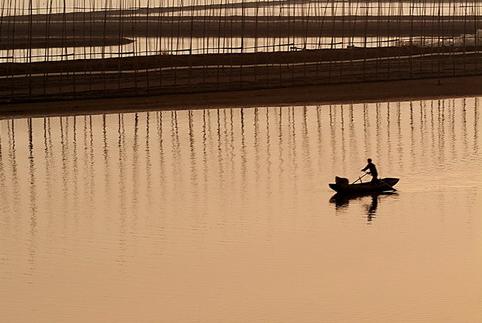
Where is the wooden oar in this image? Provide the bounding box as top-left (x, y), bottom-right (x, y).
top-left (354, 172), bottom-right (398, 192)
top-left (351, 172), bottom-right (369, 184)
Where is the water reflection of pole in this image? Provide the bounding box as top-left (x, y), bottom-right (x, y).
top-left (386, 103), bottom-right (392, 174)
top-left (301, 106), bottom-right (313, 183)
top-left (201, 110), bottom-right (208, 198)
top-left (374, 103), bottom-right (381, 165)
top-left (240, 108), bottom-right (247, 198)
top-left (131, 113), bottom-right (139, 215)
top-left (265, 107), bottom-right (272, 197)
top-left (8, 120), bottom-right (20, 222)
top-left (430, 100), bottom-right (435, 163)
top-left (329, 105), bottom-right (336, 172)
top-left (117, 113), bottom-right (127, 266)
top-left (419, 100), bottom-right (426, 164)
top-left (216, 109), bottom-right (225, 192)
top-left (207, 109), bottom-right (214, 193)
top-left (88, 116), bottom-right (95, 212)
top-left (278, 107), bottom-right (285, 195)
top-left (221, 110), bottom-right (230, 198)
top-left (449, 99), bottom-right (456, 160)
top-left (348, 104), bottom-right (358, 168)
top-left (395, 102), bottom-right (402, 172)
top-left (60, 117), bottom-right (69, 218)
top-left (222, 109), bottom-right (229, 160)
top-left (27, 118), bottom-right (37, 281)
top-left (0, 121), bottom-right (9, 218)
top-left (363, 103), bottom-right (371, 158)
top-left (339, 105), bottom-right (346, 174)
top-left (188, 110), bottom-right (198, 202)
top-left (156, 111), bottom-right (166, 206)
top-left (43, 118), bottom-right (53, 225)
top-left (409, 101), bottom-right (415, 170)
top-left (82, 116), bottom-right (92, 218)
top-left (316, 105), bottom-right (323, 173)
top-left (172, 111), bottom-right (184, 204)
top-left (228, 109), bottom-right (235, 185)
top-left (254, 107), bottom-right (260, 190)
top-left (102, 114), bottom-right (111, 213)
top-left (289, 107), bottom-right (298, 193)
top-left (72, 116), bottom-right (79, 222)
top-left (474, 97), bottom-right (479, 153)
top-left (145, 112), bottom-right (153, 207)
top-left (438, 99), bottom-right (446, 164)
top-left (462, 98), bottom-right (468, 157)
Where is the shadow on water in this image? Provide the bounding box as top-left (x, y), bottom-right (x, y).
top-left (330, 192), bottom-right (399, 223)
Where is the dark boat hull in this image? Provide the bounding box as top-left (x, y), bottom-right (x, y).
top-left (329, 178), bottom-right (399, 194)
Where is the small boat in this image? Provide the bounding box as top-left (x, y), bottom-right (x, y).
top-left (329, 176), bottom-right (399, 194)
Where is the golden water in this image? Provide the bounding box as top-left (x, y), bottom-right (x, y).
top-left (1, 97), bottom-right (481, 322)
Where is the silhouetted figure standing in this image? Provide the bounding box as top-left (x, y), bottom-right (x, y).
top-left (361, 158), bottom-right (379, 183)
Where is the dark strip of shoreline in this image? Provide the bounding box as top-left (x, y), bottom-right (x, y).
top-left (2, 46), bottom-right (481, 76)
top-left (1, 75), bottom-right (481, 119)
top-left (2, 52), bottom-right (481, 103)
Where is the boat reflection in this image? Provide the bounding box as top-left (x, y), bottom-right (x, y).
top-left (330, 192), bottom-right (398, 223)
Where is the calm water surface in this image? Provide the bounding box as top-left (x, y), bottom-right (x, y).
top-left (1, 97), bottom-right (481, 323)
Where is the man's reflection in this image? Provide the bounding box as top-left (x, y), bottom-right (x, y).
top-left (330, 192), bottom-right (396, 223)
top-left (366, 194), bottom-right (378, 223)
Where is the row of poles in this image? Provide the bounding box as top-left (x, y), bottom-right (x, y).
top-left (1, 0), bottom-right (481, 60)
top-left (0, 0), bottom-right (481, 101)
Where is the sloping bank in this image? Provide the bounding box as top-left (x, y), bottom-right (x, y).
top-left (1, 75), bottom-right (482, 119)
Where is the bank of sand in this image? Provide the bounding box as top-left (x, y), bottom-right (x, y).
top-left (1, 75), bottom-right (481, 119)
top-left (1, 38), bottom-right (481, 116)
top-left (3, 46), bottom-right (481, 76)
top-left (2, 48), bottom-right (481, 101)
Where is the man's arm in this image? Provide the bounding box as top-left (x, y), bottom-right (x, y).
top-left (361, 165), bottom-right (369, 172)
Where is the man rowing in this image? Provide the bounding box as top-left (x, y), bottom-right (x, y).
top-left (329, 158), bottom-right (399, 193)
top-left (361, 158), bottom-right (379, 183)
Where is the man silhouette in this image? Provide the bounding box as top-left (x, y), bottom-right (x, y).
top-left (361, 158), bottom-right (379, 183)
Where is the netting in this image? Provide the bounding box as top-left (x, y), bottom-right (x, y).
top-left (0, 0), bottom-right (481, 102)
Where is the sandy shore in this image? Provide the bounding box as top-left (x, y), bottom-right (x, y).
top-left (2, 50), bottom-right (481, 101)
top-left (1, 75), bottom-right (481, 119)
top-left (3, 46), bottom-right (481, 76)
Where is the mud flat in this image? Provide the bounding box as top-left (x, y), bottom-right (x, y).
top-left (1, 49), bottom-right (481, 106)
top-left (2, 46), bottom-right (481, 76)
top-left (1, 74), bottom-right (482, 119)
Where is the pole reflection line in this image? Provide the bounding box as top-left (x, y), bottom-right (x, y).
top-left (27, 118), bottom-right (37, 280)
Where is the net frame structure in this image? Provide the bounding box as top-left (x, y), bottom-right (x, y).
top-left (0, 0), bottom-right (481, 103)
